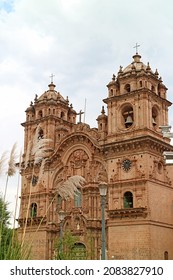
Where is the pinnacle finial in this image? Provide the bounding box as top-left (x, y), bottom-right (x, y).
top-left (146, 62), bottom-right (151, 71)
top-left (155, 69), bottom-right (159, 76)
top-left (101, 106), bottom-right (105, 115)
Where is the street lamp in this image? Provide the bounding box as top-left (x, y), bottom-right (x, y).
top-left (159, 125), bottom-right (173, 160)
top-left (59, 210), bottom-right (65, 257)
top-left (159, 125), bottom-right (173, 138)
top-left (99, 183), bottom-right (107, 260)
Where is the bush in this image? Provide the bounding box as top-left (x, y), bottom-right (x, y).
top-left (0, 195), bottom-right (30, 260)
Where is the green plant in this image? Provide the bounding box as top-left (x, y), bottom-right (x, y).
top-left (54, 230), bottom-right (79, 260)
top-left (0, 195), bottom-right (30, 259)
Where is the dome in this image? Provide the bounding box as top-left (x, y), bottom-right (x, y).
top-left (37, 83), bottom-right (66, 103)
top-left (121, 54), bottom-right (153, 75)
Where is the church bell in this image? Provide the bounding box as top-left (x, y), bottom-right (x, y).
top-left (125, 115), bottom-right (133, 127)
top-left (152, 117), bottom-right (157, 126)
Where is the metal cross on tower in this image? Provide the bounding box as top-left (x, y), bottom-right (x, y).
top-left (77, 110), bottom-right (84, 123)
top-left (50, 73), bottom-right (55, 83)
top-left (133, 43), bottom-right (140, 54)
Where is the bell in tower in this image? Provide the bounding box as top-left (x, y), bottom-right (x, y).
top-left (125, 114), bottom-right (133, 128)
top-left (152, 117), bottom-right (157, 126)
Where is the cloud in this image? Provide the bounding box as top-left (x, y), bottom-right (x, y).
top-left (1, 0), bottom-right (173, 219)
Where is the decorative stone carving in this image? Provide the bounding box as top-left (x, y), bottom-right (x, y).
top-left (69, 149), bottom-right (89, 168)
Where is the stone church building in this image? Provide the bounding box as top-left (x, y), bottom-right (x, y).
top-left (18, 52), bottom-right (173, 259)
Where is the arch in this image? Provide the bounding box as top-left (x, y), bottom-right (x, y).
top-left (124, 84), bottom-right (131, 93)
top-left (54, 133), bottom-right (99, 165)
top-left (164, 251), bottom-right (168, 260)
top-left (152, 105), bottom-right (159, 127)
top-left (38, 110), bottom-right (43, 118)
top-left (121, 104), bottom-right (134, 128)
top-left (50, 133), bottom-right (107, 188)
top-left (151, 84), bottom-right (155, 92)
top-left (71, 242), bottom-right (87, 260)
top-left (109, 88), bottom-right (113, 96)
top-left (64, 215), bottom-right (87, 231)
top-left (38, 128), bottom-right (44, 139)
top-left (123, 191), bottom-right (133, 208)
top-left (30, 203), bottom-right (37, 217)
top-left (61, 111), bottom-right (65, 119)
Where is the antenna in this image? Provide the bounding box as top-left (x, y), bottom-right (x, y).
top-left (83, 98), bottom-right (87, 123)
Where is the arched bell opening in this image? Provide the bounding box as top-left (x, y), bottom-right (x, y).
top-left (152, 106), bottom-right (159, 127)
top-left (122, 105), bottom-right (134, 128)
top-left (124, 83), bottom-right (131, 93)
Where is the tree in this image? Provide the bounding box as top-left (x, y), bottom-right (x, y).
top-left (54, 231), bottom-right (79, 260)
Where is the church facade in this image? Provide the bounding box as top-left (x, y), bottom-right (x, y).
top-left (18, 52), bottom-right (173, 259)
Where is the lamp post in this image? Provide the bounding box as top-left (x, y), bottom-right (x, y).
top-left (159, 125), bottom-right (173, 160)
top-left (59, 210), bottom-right (65, 257)
top-left (99, 183), bottom-right (107, 260)
top-left (159, 125), bottom-right (173, 138)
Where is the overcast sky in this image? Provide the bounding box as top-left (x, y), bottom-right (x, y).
top-left (0, 0), bottom-right (173, 222)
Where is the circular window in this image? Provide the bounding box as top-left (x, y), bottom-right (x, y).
top-left (122, 159), bottom-right (132, 172)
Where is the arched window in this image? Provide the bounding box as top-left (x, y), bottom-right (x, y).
top-left (122, 105), bottom-right (134, 128)
top-left (30, 203), bottom-right (37, 217)
top-left (124, 84), bottom-right (131, 93)
top-left (38, 128), bottom-right (44, 139)
top-left (151, 85), bottom-right (155, 92)
top-left (124, 191), bottom-right (133, 208)
top-left (61, 111), bottom-right (65, 119)
top-left (152, 106), bottom-right (158, 127)
top-left (110, 89), bottom-right (113, 96)
top-left (74, 189), bottom-right (82, 207)
top-left (38, 110), bottom-right (43, 118)
top-left (164, 251), bottom-right (168, 260)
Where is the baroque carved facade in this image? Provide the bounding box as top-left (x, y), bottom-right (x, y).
top-left (18, 52), bottom-right (173, 259)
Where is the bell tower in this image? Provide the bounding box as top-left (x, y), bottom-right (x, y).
top-left (99, 52), bottom-right (173, 259)
top-left (18, 81), bottom-right (77, 259)
top-left (104, 52), bottom-right (170, 144)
